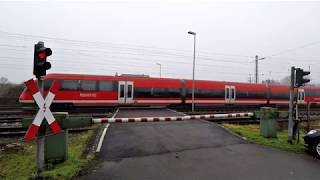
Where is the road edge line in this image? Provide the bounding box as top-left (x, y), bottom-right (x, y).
top-left (96, 124), bottom-right (109, 153)
top-left (166, 108), bottom-right (187, 116)
top-left (95, 108), bottom-right (119, 153)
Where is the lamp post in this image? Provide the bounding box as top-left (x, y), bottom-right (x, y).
top-left (156, 63), bottom-right (161, 78)
top-left (188, 31), bottom-right (196, 112)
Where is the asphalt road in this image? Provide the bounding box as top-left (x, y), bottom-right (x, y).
top-left (114, 107), bottom-right (185, 118)
top-left (79, 108), bottom-right (320, 180)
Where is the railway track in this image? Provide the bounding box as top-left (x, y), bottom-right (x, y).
top-left (0, 104), bottom-right (114, 137)
top-left (183, 107), bottom-right (320, 117)
top-left (1, 104), bottom-right (319, 137)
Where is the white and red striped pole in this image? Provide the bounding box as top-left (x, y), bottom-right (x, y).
top-left (92, 112), bottom-right (253, 124)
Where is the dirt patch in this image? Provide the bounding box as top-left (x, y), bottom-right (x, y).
top-left (76, 124), bottom-right (105, 177)
top-left (81, 125), bottom-right (103, 158)
top-left (0, 137), bottom-right (24, 152)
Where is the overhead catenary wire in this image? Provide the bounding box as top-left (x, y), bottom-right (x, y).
top-left (0, 29), bottom-right (319, 83)
top-left (266, 40), bottom-right (320, 58)
top-left (0, 29), bottom-right (255, 59)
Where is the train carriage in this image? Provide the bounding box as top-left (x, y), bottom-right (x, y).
top-left (19, 73), bottom-right (320, 109)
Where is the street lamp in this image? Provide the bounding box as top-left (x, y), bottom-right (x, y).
top-left (156, 63), bottom-right (161, 78)
top-left (188, 31), bottom-right (196, 112)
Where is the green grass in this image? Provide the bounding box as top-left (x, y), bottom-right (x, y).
top-left (223, 124), bottom-right (305, 153)
top-left (0, 143), bottom-right (36, 180)
top-left (0, 129), bottom-right (95, 180)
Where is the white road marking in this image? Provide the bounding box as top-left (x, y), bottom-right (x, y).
top-left (166, 108), bottom-right (187, 116)
top-left (96, 124), bottom-right (109, 153)
top-left (96, 108), bottom-right (119, 153)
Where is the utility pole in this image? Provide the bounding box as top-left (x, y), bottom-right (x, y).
top-left (255, 55), bottom-right (258, 84)
top-left (254, 55), bottom-right (266, 84)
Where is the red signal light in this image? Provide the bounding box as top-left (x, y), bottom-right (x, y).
top-left (37, 52), bottom-right (46, 59)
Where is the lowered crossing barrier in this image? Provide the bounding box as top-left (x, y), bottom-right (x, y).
top-left (92, 112), bottom-right (254, 124)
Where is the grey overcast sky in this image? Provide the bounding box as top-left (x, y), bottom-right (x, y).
top-left (0, 0), bottom-right (319, 83)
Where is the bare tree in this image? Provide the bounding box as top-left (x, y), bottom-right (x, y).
top-left (0, 77), bottom-right (8, 85)
top-left (280, 76), bottom-right (290, 85)
top-left (262, 79), bottom-right (280, 85)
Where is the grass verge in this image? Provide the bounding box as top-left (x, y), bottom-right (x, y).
top-left (223, 124), bottom-right (305, 153)
top-left (0, 129), bottom-right (96, 180)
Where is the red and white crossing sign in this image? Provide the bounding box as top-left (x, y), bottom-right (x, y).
top-left (24, 79), bottom-right (62, 141)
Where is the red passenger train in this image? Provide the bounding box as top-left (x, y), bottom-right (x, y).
top-left (19, 73), bottom-right (320, 109)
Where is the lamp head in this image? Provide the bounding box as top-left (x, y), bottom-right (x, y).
top-left (188, 31), bottom-right (196, 35)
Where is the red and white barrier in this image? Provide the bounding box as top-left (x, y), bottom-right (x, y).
top-left (24, 79), bottom-right (62, 141)
top-left (92, 112), bottom-right (254, 124)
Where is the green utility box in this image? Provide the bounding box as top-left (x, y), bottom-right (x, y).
top-left (22, 112), bottom-right (93, 164)
top-left (45, 130), bottom-right (68, 163)
top-left (44, 112), bottom-right (68, 163)
top-left (260, 107), bottom-right (278, 138)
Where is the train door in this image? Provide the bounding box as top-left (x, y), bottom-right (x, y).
top-left (230, 86), bottom-right (236, 103)
top-left (225, 86), bottom-right (230, 103)
top-left (225, 85), bottom-right (236, 103)
top-left (118, 81), bottom-right (134, 104)
top-left (126, 81), bottom-right (134, 104)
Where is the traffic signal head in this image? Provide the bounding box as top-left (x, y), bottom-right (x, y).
top-left (295, 68), bottom-right (310, 87)
top-left (33, 42), bottom-right (52, 78)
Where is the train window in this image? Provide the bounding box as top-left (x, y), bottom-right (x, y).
top-left (225, 87), bottom-right (230, 99)
top-left (302, 91), bottom-right (305, 101)
top-left (120, 84), bottom-right (125, 98)
top-left (44, 80), bottom-right (53, 91)
top-left (167, 88), bottom-right (180, 97)
top-left (186, 89), bottom-right (193, 98)
top-left (193, 89), bottom-right (224, 98)
top-left (270, 92), bottom-right (289, 99)
top-left (135, 88), bottom-right (152, 98)
top-left (237, 91), bottom-right (266, 99)
top-left (99, 81), bottom-right (116, 91)
top-left (306, 89), bottom-right (320, 97)
top-left (127, 85), bottom-right (132, 98)
top-left (60, 80), bottom-right (79, 91)
top-left (153, 88), bottom-right (166, 97)
top-left (80, 80), bottom-right (97, 91)
top-left (231, 87), bottom-right (235, 99)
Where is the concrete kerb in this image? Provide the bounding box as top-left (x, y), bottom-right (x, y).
top-left (216, 123), bottom-right (248, 141)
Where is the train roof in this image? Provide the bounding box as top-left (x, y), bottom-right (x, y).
top-left (44, 73), bottom-right (320, 90)
top-left (44, 73), bottom-right (267, 85)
